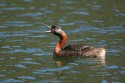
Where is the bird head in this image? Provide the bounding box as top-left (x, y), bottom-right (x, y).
top-left (42, 23), bottom-right (63, 36)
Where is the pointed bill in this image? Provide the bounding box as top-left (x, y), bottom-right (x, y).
top-left (41, 23), bottom-right (51, 29)
top-left (44, 30), bottom-right (52, 33)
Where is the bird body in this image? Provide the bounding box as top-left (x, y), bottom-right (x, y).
top-left (43, 24), bottom-right (106, 58)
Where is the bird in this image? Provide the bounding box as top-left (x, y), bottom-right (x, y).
top-left (42, 23), bottom-right (106, 58)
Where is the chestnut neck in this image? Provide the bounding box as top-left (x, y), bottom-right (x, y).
top-left (54, 31), bottom-right (67, 55)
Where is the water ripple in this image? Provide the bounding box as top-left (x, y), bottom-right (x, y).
top-left (20, 12), bottom-right (44, 17)
top-left (0, 3), bottom-right (7, 6)
top-left (2, 79), bottom-right (24, 83)
top-left (61, 1), bottom-right (79, 4)
top-left (0, 32), bottom-right (29, 37)
top-left (0, 7), bottom-right (25, 11)
top-left (105, 65), bottom-right (119, 69)
top-left (18, 76), bottom-right (36, 80)
top-left (67, 11), bottom-right (90, 16)
top-left (119, 70), bottom-right (125, 74)
top-left (19, 61), bottom-right (39, 65)
top-left (14, 64), bottom-right (26, 68)
top-left (105, 26), bottom-right (125, 33)
top-left (33, 66), bottom-right (71, 75)
top-left (9, 48), bottom-right (42, 54)
top-left (0, 25), bottom-right (9, 28)
top-left (23, 0), bottom-right (33, 3)
top-left (3, 21), bottom-right (33, 27)
top-left (68, 25), bottom-right (106, 34)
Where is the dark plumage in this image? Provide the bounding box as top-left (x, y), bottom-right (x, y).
top-left (59, 45), bottom-right (105, 57)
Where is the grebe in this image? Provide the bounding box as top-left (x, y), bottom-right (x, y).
top-left (43, 23), bottom-right (106, 57)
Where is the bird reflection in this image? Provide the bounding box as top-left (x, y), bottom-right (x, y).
top-left (53, 56), bottom-right (106, 79)
top-left (53, 56), bottom-right (106, 67)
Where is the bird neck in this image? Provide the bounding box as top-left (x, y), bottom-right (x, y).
top-left (54, 31), bottom-right (67, 55)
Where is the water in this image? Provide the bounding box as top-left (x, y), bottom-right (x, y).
top-left (0, 0), bottom-right (125, 83)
